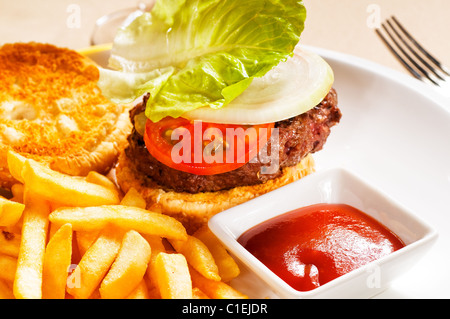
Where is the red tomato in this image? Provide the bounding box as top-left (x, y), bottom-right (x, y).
top-left (144, 117), bottom-right (274, 175)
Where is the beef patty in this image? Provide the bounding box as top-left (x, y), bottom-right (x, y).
top-left (125, 88), bottom-right (341, 193)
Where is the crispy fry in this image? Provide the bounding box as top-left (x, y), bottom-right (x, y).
top-left (6, 150), bottom-right (26, 183)
top-left (66, 225), bottom-right (124, 299)
top-left (192, 287), bottom-right (210, 299)
top-left (193, 226), bottom-right (240, 282)
top-left (85, 171), bottom-right (118, 191)
top-left (0, 196), bottom-right (25, 227)
top-left (190, 267), bottom-right (248, 299)
top-left (126, 279), bottom-right (150, 299)
top-left (0, 230), bottom-right (21, 258)
top-left (170, 235), bottom-right (220, 281)
top-left (21, 159), bottom-right (120, 207)
top-left (13, 190), bottom-right (50, 299)
top-left (76, 230), bottom-right (100, 256)
top-left (154, 252), bottom-right (192, 299)
top-left (49, 205), bottom-right (187, 240)
top-left (0, 254), bottom-right (17, 282)
top-left (42, 223), bottom-right (72, 299)
top-left (100, 230), bottom-right (151, 299)
top-left (0, 279), bottom-right (14, 299)
top-left (11, 183), bottom-right (24, 204)
top-left (142, 235), bottom-right (166, 288)
top-left (120, 187), bottom-right (146, 209)
top-left (3, 151), bottom-right (247, 300)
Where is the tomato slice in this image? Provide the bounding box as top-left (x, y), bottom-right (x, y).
top-left (144, 117), bottom-right (274, 176)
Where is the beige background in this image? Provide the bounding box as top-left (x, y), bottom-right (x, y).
top-left (0, 0), bottom-right (449, 76)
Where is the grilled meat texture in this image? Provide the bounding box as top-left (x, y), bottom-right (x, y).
top-left (125, 88), bottom-right (341, 193)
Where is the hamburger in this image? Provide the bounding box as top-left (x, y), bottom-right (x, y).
top-left (0, 42), bottom-right (132, 189)
top-left (99, 0), bottom-right (342, 232)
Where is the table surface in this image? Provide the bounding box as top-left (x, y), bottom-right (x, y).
top-left (1, 0), bottom-right (449, 76)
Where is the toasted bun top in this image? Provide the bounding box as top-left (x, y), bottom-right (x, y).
top-left (0, 42), bottom-right (132, 188)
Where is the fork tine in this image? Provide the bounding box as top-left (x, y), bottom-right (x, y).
top-left (375, 28), bottom-right (424, 81)
top-left (377, 21), bottom-right (439, 85)
top-left (391, 16), bottom-right (450, 77)
top-left (386, 19), bottom-right (446, 82)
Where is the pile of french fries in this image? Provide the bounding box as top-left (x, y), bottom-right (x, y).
top-left (0, 150), bottom-right (246, 299)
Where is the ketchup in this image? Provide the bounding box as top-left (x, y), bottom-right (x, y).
top-left (238, 203), bottom-right (405, 292)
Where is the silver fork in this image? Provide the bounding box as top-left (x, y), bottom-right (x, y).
top-left (376, 16), bottom-right (450, 93)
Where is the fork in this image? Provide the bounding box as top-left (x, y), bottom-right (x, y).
top-left (375, 16), bottom-right (450, 93)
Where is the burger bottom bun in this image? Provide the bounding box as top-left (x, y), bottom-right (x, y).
top-left (116, 152), bottom-right (315, 234)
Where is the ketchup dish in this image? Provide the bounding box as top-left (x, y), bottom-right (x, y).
top-left (238, 203), bottom-right (405, 292)
top-left (208, 168), bottom-right (438, 299)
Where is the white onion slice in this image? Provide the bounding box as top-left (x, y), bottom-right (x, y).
top-left (183, 47), bottom-right (334, 125)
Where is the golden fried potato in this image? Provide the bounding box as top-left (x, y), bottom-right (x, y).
top-left (154, 252), bottom-right (192, 299)
top-left (76, 230), bottom-right (100, 257)
top-left (0, 279), bottom-right (14, 299)
top-left (193, 226), bottom-right (240, 282)
top-left (6, 150), bottom-right (26, 183)
top-left (42, 223), bottom-right (72, 299)
top-left (126, 279), bottom-right (150, 299)
top-left (49, 205), bottom-right (187, 241)
top-left (0, 196), bottom-right (25, 227)
top-left (13, 190), bottom-right (50, 299)
top-left (190, 267), bottom-right (247, 299)
top-left (85, 171), bottom-right (118, 191)
top-left (0, 254), bottom-right (17, 282)
top-left (0, 230), bottom-right (21, 258)
top-left (66, 225), bottom-right (124, 299)
top-left (21, 158), bottom-right (120, 207)
top-left (120, 187), bottom-right (146, 209)
top-left (170, 235), bottom-right (220, 281)
top-left (142, 234), bottom-right (166, 291)
top-left (100, 230), bottom-right (151, 299)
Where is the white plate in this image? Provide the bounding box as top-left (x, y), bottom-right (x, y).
top-left (313, 46), bottom-right (450, 298)
top-left (83, 45), bottom-right (450, 298)
top-left (228, 46), bottom-right (450, 299)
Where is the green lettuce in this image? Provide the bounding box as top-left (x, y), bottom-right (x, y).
top-left (107, 0), bottom-right (307, 122)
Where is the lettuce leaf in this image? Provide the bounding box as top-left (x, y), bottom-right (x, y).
top-left (108, 0), bottom-right (306, 122)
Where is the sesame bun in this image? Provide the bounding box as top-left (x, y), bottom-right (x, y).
top-left (0, 42), bottom-right (132, 189)
top-left (116, 152), bottom-right (315, 233)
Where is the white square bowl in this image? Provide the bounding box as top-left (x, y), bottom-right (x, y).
top-left (208, 168), bottom-right (438, 299)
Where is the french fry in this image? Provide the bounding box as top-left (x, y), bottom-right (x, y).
top-left (4, 153), bottom-right (249, 300)
top-left (85, 171), bottom-right (118, 191)
top-left (66, 225), bottom-right (124, 299)
top-left (126, 279), bottom-right (150, 299)
top-left (0, 254), bottom-right (17, 282)
top-left (42, 223), bottom-right (72, 299)
top-left (13, 190), bottom-right (50, 299)
top-left (192, 287), bottom-right (210, 299)
top-left (0, 279), bottom-right (14, 299)
top-left (193, 226), bottom-right (240, 282)
top-left (154, 252), bottom-right (192, 299)
top-left (190, 267), bottom-right (248, 299)
top-left (99, 230), bottom-right (151, 299)
top-left (49, 205), bottom-right (187, 240)
top-left (170, 235), bottom-right (220, 281)
top-left (0, 230), bottom-right (21, 258)
top-left (21, 158), bottom-right (120, 207)
top-left (6, 150), bottom-right (26, 183)
top-left (120, 187), bottom-right (146, 209)
top-left (0, 196), bottom-right (25, 227)
top-left (142, 235), bottom-right (165, 284)
top-left (76, 230), bottom-right (100, 256)
top-left (11, 183), bottom-right (24, 204)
